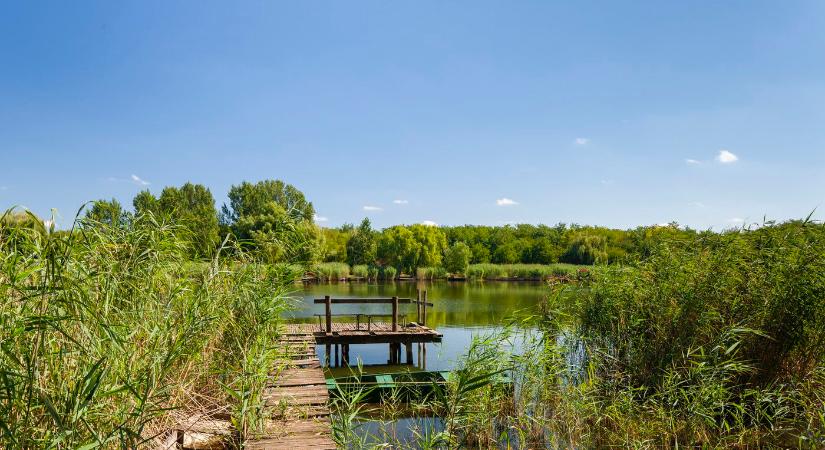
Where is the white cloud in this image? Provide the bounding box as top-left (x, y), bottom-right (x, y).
top-left (685, 159), bottom-right (701, 165)
top-left (689, 201), bottom-right (706, 208)
top-left (727, 217), bottom-right (745, 224)
top-left (421, 220), bottom-right (438, 226)
top-left (131, 174), bottom-right (150, 186)
top-left (575, 137), bottom-right (590, 146)
top-left (716, 150), bottom-right (739, 164)
top-left (362, 205), bottom-right (383, 211)
top-left (314, 214), bottom-right (329, 223)
top-left (496, 198), bottom-right (519, 206)
top-left (600, 179), bottom-right (613, 185)
top-left (392, 199), bottom-right (409, 205)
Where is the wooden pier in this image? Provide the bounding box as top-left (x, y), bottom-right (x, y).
top-left (173, 292), bottom-right (440, 449)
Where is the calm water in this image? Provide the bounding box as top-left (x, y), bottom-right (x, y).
top-left (285, 281), bottom-right (549, 372)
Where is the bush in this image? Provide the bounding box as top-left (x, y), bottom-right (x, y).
top-left (381, 265), bottom-right (397, 280)
top-left (351, 264), bottom-right (369, 278)
top-left (314, 262), bottom-right (350, 281)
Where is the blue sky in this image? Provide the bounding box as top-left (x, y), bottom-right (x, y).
top-left (2, 1), bottom-right (824, 230)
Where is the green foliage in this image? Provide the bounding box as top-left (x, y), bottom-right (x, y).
top-left (221, 180), bottom-right (322, 264)
top-left (465, 263), bottom-right (579, 280)
top-left (351, 264), bottom-right (369, 278)
top-left (540, 218), bottom-right (825, 446)
top-left (377, 224), bottom-right (447, 273)
top-left (314, 262), bottom-right (350, 281)
top-left (380, 265), bottom-right (397, 280)
top-left (132, 183), bottom-right (220, 258)
top-left (560, 233), bottom-right (608, 264)
top-left (222, 179), bottom-right (315, 224)
top-left (346, 218), bottom-right (377, 266)
top-left (415, 266), bottom-right (448, 280)
top-left (321, 225), bottom-right (351, 262)
top-left (84, 198), bottom-right (126, 227)
top-left (444, 242), bottom-right (472, 275)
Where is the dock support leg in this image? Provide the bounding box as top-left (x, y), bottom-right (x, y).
top-left (325, 344), bottom-right (331, 366)
top-left (388, 343), bottom-right (394, 364)
top-left (405, 341), bottom-right (413, 365)
top-left (342, 344), bottom-right (349, 366)
top-left (334, 344), bottom-right (339, 367)
top-left (422, 343), bottom-right (427, 370)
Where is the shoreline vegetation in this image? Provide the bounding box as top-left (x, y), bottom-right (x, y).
top-left (2, 178), bottom-right (823, 447)
top-left (309, 262), bottom-right (588, 282)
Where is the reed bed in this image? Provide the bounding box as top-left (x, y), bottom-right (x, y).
top-left (0, 211), bottom-right (296, 447)
top-left (466, 263), bottom-right (580, 280)
top-left (415, 266), bottom-right (448, 280)
top-left (314, 262), bottom-right (350, 281)
top-left (328, 219), bottom-right (825, 448)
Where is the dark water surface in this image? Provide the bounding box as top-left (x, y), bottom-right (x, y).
top-left (286, 281), bottom-right (549, 371)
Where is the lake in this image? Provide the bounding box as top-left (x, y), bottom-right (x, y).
top-left (286, 280), bottom-right (549, 372)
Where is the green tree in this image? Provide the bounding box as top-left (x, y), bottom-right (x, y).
top-left (469, 242), bottom-right (491, 263)
top-left (409, 224), bottom-right (448, 268)
top-left (132, 190), bottom-right (159, 216)
top-left (222, 180), bottom-right (321, 264)
top-left (377, 224), bottom-right (447, 272)
top-left (321, 225), bottom-right (351, 262)
top-left (346, 218), bottom-right (377, 266)
top-left (85, 199), bottom-right (126, 227)
top-left (492, 243), bottom-right (520, 264)
top-left (561, 233), bottom-right (608, 265)
top-left (377, 226), bottom-right (419, 273)
top-left (221, 179), bottom-right (315, 225)
top-left (444, 241), bottom-right (471, 274)
top-left (159, 183), bottom-right (220, 258)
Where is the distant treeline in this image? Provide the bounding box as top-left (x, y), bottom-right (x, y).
top-left (23, 179), bottom-right (715, 273)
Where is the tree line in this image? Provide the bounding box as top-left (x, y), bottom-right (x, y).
top-left (80, 179), bottom-right (705, 273)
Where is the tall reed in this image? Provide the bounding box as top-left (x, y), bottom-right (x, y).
top-left (0, 210), bottom-right (295, 447)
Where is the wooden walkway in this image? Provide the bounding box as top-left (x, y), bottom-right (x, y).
top-left (245, 328), bottom-right (336, 450)
top-left (246, 330), bottom-right (336, 449)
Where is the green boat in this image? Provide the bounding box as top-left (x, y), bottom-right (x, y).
top-left (325, 369), bottom-right (511, 403)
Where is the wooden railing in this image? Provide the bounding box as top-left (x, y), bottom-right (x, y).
top-left (312, 291), bottom-right (433, 333)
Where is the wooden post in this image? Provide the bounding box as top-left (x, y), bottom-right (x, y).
top-left (422, 290), bottom-right (428, 327)
top-left (391, 296), bottom-right (399, 332)
top-left (422, 343), bottom-right (427, 370)
top-left (388, 343), bottom-right (395, 364)
top-left (325, 344), bottom-right (331, 366)
top-left (325, 295), bottom-right (332, 334)
top-left (334, 344), bottom-right (339, 367)
top-left (416, 290), bottom-right (422, 324)
top-left (405, 341), bottom-right (413, 364)
top-left (342, 344), bottom-right (349, 365)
